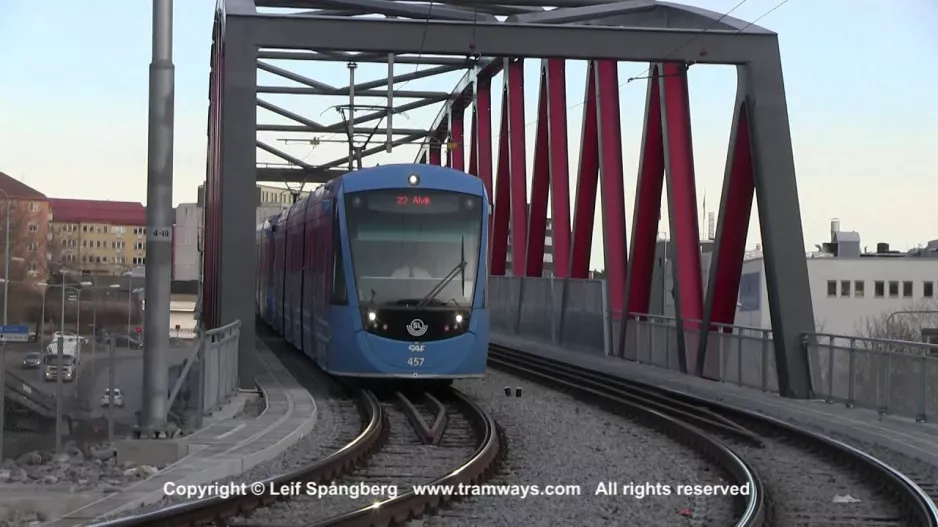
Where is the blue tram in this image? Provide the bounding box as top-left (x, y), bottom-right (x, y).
top-left (256, 164), bottom-right (490, 380)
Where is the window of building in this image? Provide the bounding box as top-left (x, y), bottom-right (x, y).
top-left (874, 281), bottom-right (885, 297)
top-left (28, 201), bottom-right (38, 212)
top-left (134, 241), bottom-right (145, 250)
top-left (854, 280), bottom-right (864, 297)
top-left (103, 225), bottom-right (108, 233)
top-left (27, 222), bottom-right (38, 232)
top-left (889, 281), bottom-right (899, 297)
top-left (28, 262), bottom-right (37, 272)
top-left (27, 242), bottom-right (37, 252)
top-left (81, 240), bottom-right (87, 248)
top-left (903, 281), bottom-right (913, 298)
top-left (925, 282), bottom-right (934, 298)
top-left (840, 280), bottom-right (850, 296)
top-left (827, 280), bottom-right (837, 297)
top-left (83, 225), bottom-right (88, 232)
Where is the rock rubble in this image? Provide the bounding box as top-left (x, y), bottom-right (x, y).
top-left (0, 442), bottom-right (162, 492)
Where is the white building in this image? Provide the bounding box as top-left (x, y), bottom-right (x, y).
top-left (173, 203), bottom-right (202, 281)
top-left (172, 184), bottom-right (315, 282)
top-left (733, 221), bottom-right (938, 338)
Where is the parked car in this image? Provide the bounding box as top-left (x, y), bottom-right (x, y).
top-left (100, 388), bottom-right (124, 407)
top-left (22, 352), bottom-right (42, 369)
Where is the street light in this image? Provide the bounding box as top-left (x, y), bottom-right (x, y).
top-left (41, 270), bottom-right (84, 453)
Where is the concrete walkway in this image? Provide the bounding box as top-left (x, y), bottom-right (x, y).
top-left (40, 339), bottom-right (318, 526)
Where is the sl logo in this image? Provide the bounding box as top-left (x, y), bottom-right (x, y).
top-left (408, 344), bottom-right (425, 352)
top-left (406, 319), bottom-right (428, 337)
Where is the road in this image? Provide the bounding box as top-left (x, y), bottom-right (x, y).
top-left (2, 340), bottom-right (113, 400)
top-left (84, 345), bottom-right (194, 425)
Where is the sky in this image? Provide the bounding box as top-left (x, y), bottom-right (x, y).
top-left (1, 0), bottom-right (937, 271)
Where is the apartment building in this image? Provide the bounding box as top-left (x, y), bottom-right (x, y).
top-left (0, 171), bottom-right (52, 283)
top-left (49, 199), bottom-right (147, 275)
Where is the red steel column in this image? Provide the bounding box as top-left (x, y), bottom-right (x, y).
top-left (570, 61), bottom-right (599, 279)
top-left (504, 58), bottom-right (528, 276)
top-left (660, 61), bottom-right (703, 372)
top-left (525, 61), bottom-right (551, 277)
top-left (698, 101), bottom-right (755, 376)
top-left (595, 60), bottom-right (628, 317)
top-left (545, 58), bottom-right (571, 279)
top-left (428, 142), bottom-right (442, 165)
top-left (625, 65), bottom-right (665, 316)
top-left (490, 88), bottom-right (511, 276)
top-left (449, 107), bottom-right (465, 171)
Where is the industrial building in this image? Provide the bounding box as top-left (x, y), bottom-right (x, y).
top-left (734, 221), bottom-right (938, 339)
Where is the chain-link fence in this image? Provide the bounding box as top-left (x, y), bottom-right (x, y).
top-left (1, 321), bottom-right (241, 462)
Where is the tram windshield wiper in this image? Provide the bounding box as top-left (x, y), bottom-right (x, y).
top-left (417, 260), bottom-right (467, 310)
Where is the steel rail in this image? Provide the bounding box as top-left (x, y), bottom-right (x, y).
top-left (490, 343), bottom-right (938, 527)
top-left (488, 344), bottom-right (765, 527)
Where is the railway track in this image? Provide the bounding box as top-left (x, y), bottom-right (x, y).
top-left (90, 385), bottom-right (502, 527)
top-left (489, 344), bottom-right (938, 527)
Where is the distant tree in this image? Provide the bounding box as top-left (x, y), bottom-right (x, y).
top-left (855, 301), bottom-right (938, 344)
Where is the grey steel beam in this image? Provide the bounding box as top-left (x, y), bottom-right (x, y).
top-left (258, 123), bottom-right (429, 135)
top-left (506, 0), bottom-right (655, 24)
top-left (257, 98), bottom-right (329, 130)
top-left (258, 58), bottom-right (459, 96)
top-left (319, 132), bottom-right (425, 169)
top-left (258, 86), bottom-right (449, 99)
top-left (218, 18), bottom-right (260, 388)
top-left (353, 63), bottom-right (462, 92)
top-left (415, 58), bottom-right (501, 161)
top-left (283, 0), bottom-right (498, 21)
top-left (257, 60), bottom-right (336, 91)
top-left (738, 53), bottom-right (817, 399)
top-left (258, 50), bottom-right (471, 65)
top-left (258, 96), bottom-right (444, 134)
top-left (257, 140), bottom-right (316, 169)
top-left (257, 166), bottom-right (346, 182)
top-left (239, 12), bottom-right (775, 63)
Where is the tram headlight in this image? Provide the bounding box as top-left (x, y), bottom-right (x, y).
top-left (408, 173), bottom-right (420, 186)
top-left (455, 314), bottom-right (463, 324)
top-left (367, 311), bottom-right (377, 322)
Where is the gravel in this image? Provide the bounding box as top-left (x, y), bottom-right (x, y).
top-left (718, 419), bottom-right (906, 526)
top-left (794, 421), bottom-right (938, 504)
top-left (0, 441), bottom-right (161, 491)
top-left (99, 363), bottom-right (363, 521)
top-left (409, 369), bottom-right (737, 527)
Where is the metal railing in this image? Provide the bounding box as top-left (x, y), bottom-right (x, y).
top-left (488, 275), bottom-right (938, 423)
top-left (167, 319), bottom-right (241, 429)
top-left (1, 320), bottom-right (241, 459)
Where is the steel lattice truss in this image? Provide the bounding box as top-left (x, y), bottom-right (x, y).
top-left (205, 0), bottom-right (819, 399)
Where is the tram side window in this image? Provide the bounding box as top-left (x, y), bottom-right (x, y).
top-left (331, 211), bottom-right (348, 305)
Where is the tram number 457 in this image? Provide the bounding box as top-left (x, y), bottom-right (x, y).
top-left (407, 357), bottom-right (425, 367)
